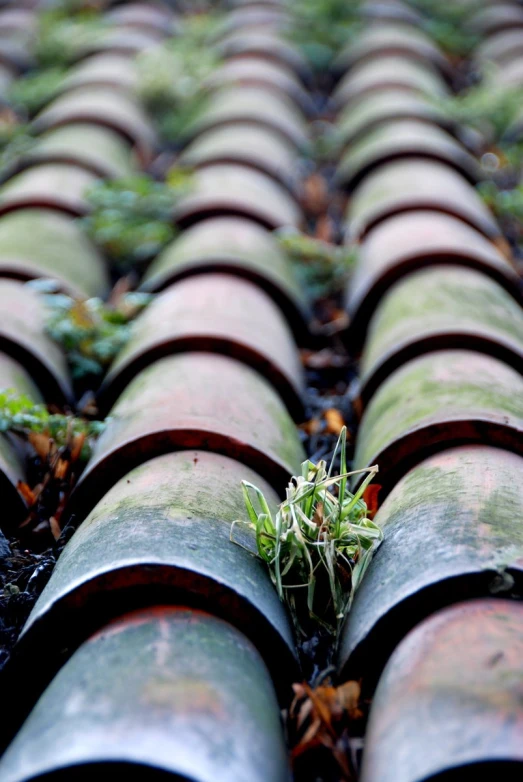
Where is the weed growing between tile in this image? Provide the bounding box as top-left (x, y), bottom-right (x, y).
top-left (278, 229), bottom-right (358, 300)
top-left (233, 428), bottom-right (381, 639)
top-left (230, 417), bottom-right (382, 780)
top-left (479, 180), bottom-right (523, 272)
top-left (35, 5), bottom-right (107, 68)
top-left (83, 173), bottom-right (193, 273)
top-left (0, 386), bottom-right (105, 673)
top-left (137, 13), bottom-right (223, 144)
top-left (287, 0), bottom-right (363, 71)
top-left (0, 389), bottom-right (103, 452)
top-left (8, 68), bottom-right (66, 118)
top-left (0, 389), bottom-right (104, 534)
top-left (0, 125), bottom-right (36, 180)
top-left (252, 9), bottom-right (383, 775)
top-left (45, 291), bottom-right (152, 382)
top-left (434, 81), bottom-right (523, 142)
top-left (410, 0), bottom-right (481, 59)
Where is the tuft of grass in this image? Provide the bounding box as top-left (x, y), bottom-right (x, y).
top-left (278, 229), bottom-right (357, 297)
top-left (82, 173), bottom-right (193, 270)
top-left (232, 428), bottom-right (382, 637)
top-left (42, 288), bottom-right (152, 379)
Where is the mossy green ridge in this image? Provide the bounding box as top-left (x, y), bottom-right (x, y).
top-left (340, 446), bottom-right (523, 678)
top-left (0, 208), bottom-right (108, 297)
top-left (1, 606), bottom-right (290, 782)
top-left (22, 451), bottom-right (295, 669)
top-left (361, 266), bottom-right (523, 385)
top-left (355, 349), bottom-right (523, 470)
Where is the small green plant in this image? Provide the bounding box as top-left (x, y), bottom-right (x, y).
top-left (232, 428), bottom-right (382, 637)
top-left (35, 7), bottom-right (106, 68)
top-left (0, 386), bottom-right (105, 537)
top-left (8, 67), bottom-right (65, 116)
top-left (309, 122), bottom-right (344, 163)
top-left (410, 0), bottom-right (481, 56)
top-left (44, 289), bottom-right (152, 379)
top-left (478, 182), bottom-right (523, 228)
top-left (0, 389), bottom-right (104, 457)
top-left (0, 124), bottom-right (35, 178)
top-left (278, 229), bottom-right (358, 297)
top-left (493, 140), bottom-right (523, 173)
top-left (137, 14), bottom-right (222, 142)
top-left (423, 20), bottom-right (479, 57)
top-left (82, 173), bottom-right (192, 270)
top-left (433, 80), bottom-right (522, 141)
top-left (286, 0), bottom-right (363, 69)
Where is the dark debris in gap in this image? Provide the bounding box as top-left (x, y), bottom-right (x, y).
top-left (0, 540), bottom-right (54, 672)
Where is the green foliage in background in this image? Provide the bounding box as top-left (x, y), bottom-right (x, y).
top-left (0, 388), bottom-right (104, 457)
top-left (137, 14), bottom-right (222, 142)
top-left (278, 229), bottom-right (358, 297)
top-left (8, 68), bottom-right (65, 116)
top-left (83, 173), bottom-right (192, 270)
top-left (410, 0), bottom-right (481, 56)
top-left (35, 7), bottom-right (106, 68)
top-left (479, 179), bottom-right (523, 223)
top-left (434, 80), bottom-right (522, 142)
top-left (44, 290), bottom-right (152, 379)
top-left (287, 0), bottom-right (362, 69)
top-left (0, 124), bottom-right (35, 178)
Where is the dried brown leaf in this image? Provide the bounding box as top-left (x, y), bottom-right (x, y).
top-left (312, 501), bottom-right (324, 527)
top-left (336, 680), bottom-right (363, 721)
top-left (315, 214), bottom-right (334, 243)
top-left (304, 682), bottom-right (335, 733)
top-left (49, 516), bottom-right (61, 541)
top-left (302, 173), bottom-right (328, 214)
top-left (299, 418), bottom-right (321, 436)
top-left (324, 408), bottom-right (345, 435)
top-left (287, 679), bottom-right (363, 779)
top-left (353, 395), bottom-right (363, 420)
top-left (321, 309), bottom-right (350, 336)
top-left (493, 235), bottom-right (513, 261)
top-left (54, 458), bottom-right (69, 481)
top-left (28, 431), bottom-right (53, 460)
top-left (70, 432), bottom-right (86, 463)
top-left (362, 484), bottom-right (381, 519)
top-left (296, 696), bottom-right (314, 731)
top-left (297, 716), bottom-right (323, 751)
top-left (17, 481), bottom-right (36, 506)
top-left (301, 348), bottom-right (349, 370)
top-left (107, 275), bottom-right (132, 308)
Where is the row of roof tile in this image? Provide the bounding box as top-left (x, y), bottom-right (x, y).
top-left (1, 0), bottom-right (523, 780)
top-left (333, 1), bottom-right (523, 780)
top-left (0, 1), bottom-right (309, 781)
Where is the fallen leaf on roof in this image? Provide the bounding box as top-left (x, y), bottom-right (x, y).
top-left (362, 484), bottom-right (381, 519)
top-left (324, 407), bottom-right (345, 435)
